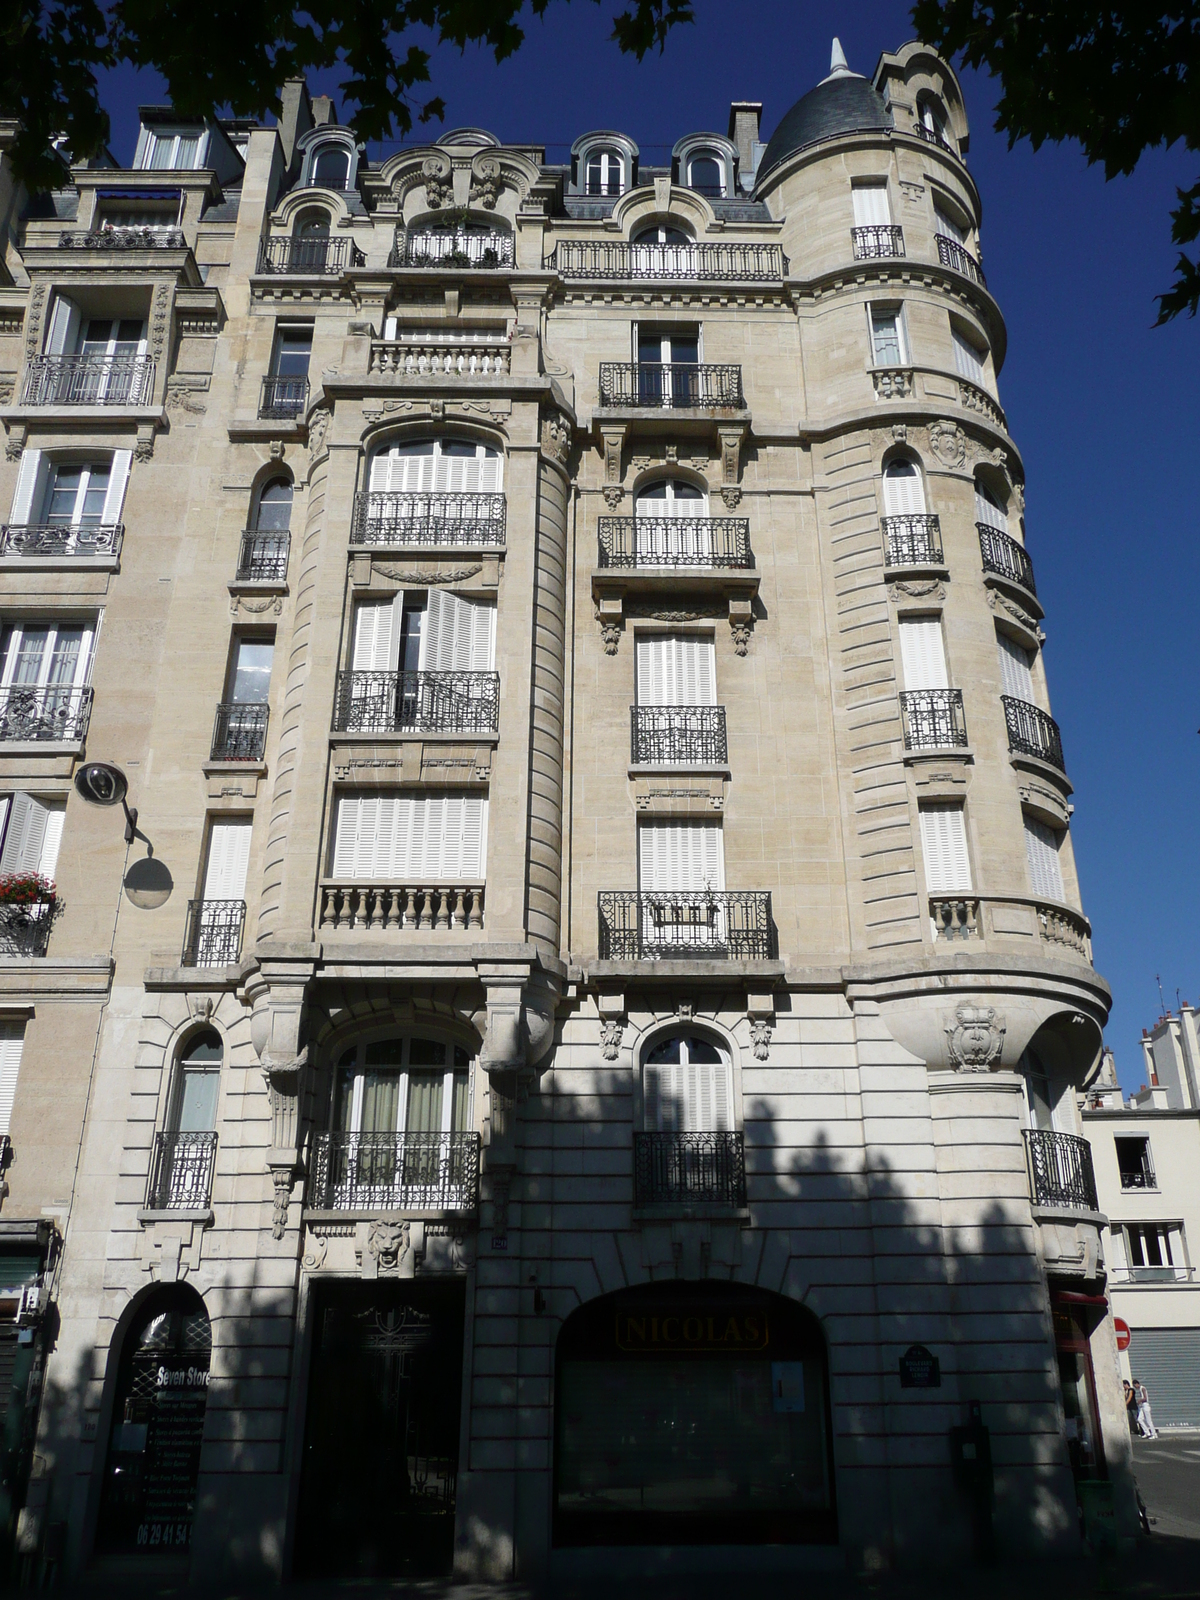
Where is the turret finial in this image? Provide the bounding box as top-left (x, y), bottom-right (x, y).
top-left (829, 37), bottom-right (851, 76)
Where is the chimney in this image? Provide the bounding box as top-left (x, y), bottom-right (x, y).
top-left (311, 96), bottom-right (337, 128)
top-left (727, 101), bottom-right (763, 175)
top-left (278, 78), bottom-right (313, 170)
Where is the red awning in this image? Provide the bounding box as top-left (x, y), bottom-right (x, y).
top-left (1051, 1290), bottom-right (1109, 1308)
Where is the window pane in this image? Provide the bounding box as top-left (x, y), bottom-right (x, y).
top-left (80, 466), bottom-right (111, 523)
top-left (685, 1036), bottom-right (722, 1065)
top-left (313, 147), bottom-right (350, 188)
top-left (177, 1066), bottom-right (219, 1131)
top-left (646, 1035), bottom-right (682, 1065)
top-left (255, 480), bottom-right (293, 531)
top-left (182, 1031), bottom-right (222, 1065)
top-left (148, 135), bottom-right (174, 169)
top-left (690, 155), bottom-right (722, 194)
top-left (871, 311), bottom-right (902, 365)
top-left (274, 329), bottom-right (312, 377)
top-left (452, 1071), bottom-right (470, 1131)
top-left (408, 1037), bottom-right (446, 1067)
top-left (364, 1039), bottom-right (404, 1068)
top-left (45, 467), bottom-right (83, 523)
top-left (406, 1072), bottom-right (444, 1133)
top-left (361, 1070), bottom-right (400, 1133)
top-left (231, 640), bottom-right (274, 703)
top-left (333, 1065), bottom-right (356, 1132)
top-left (46, 628), bottom-right (83, 685)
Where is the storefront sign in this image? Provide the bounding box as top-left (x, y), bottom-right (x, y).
top-left (898, 1344), bottom-right (941, 1388)
top-left (615, 1309), bottom-right (769, 1353)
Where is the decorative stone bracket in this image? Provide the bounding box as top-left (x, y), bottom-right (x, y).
top-left (717, 425), bottom-right (747, 510)
top-left (600, 424), bottom-right (627, 509)
top-left (247, 965), bottom-right (316, 1239)
top-left (747, 989), bottom-right (774, 1060)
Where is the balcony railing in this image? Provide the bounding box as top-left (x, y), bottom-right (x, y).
top-left (551, 241), bottom-right (786, 281)
top-left (236, 531), bottom-right (290, 582)
top-left (0, 902), bottom-right (55, 958)
top-left (852, 224), bottom-right (905, 260)
top-left (146, 1131), bottom-right (218, 1211)
top-left (634, 1130), bottom-right (747, 1207)
top-left (978, 524), bottom-right (1037, 596)
top-left (1024, 1128), bottom-right (1098, 1212)
top-left (182, 899), bottom-right (246, 967)
top-left (61, 225), bottom-right (186, 250)
top-left (598, 890), bottom-right (772, 961)
top-left (368, 341), bottom-right (510, 378)
top-left (256, 236), bottom-right (365, 274)
top-left (333, 671), bottom-right (500, 735)
top-left (929, 894), bottom-right (1092, 962)
top-left (598, 363), bottom-right (744, 409)
top-left (631, 706), bottom-right (727, 764)
top-left (351, 490), bottom-right (506, 548)
top-left (1119, 1158), bottom-right (1157, 1190)
top-left (23, 354), bottom-right (155, 407)
top-left (1111, 1263), bottom-right (1192, 1284)
top-left (597, 516), bottom-right (751, 569)
top-left (935, 233), bottom-right (986, 285)
top-left (1002, 696), bottom-right (1065, 772)
top-left (309, 1131), bottom-right (481, 1212)
top-left (0, 522), bottom-right (123, 559)
top-left (0, 685), bottom-right (92, 742)
top-left (319, 882), bottom-right (484, 933)
top-left (883, 512), bottom-right (943, 566)
top-left (211, 702), bottom-right (269, 761)
top-left (391, 230), bottom-right (515, 269)
top-left (259, 375), bottom-right (309, 418)
top-left (914, 123), bottom-right (957, 155)
top-left (899, 688), bottom-right (967, 750)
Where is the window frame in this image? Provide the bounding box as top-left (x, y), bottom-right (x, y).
top-left (0, 616), bottom-right (96, 691)
top-left (136, 125), bottom-right (209, 171)
top-left (166, 1027), bottom-right (223, 1135)
top-left (686, 150), bottom-right (726, 197)
top-left (868, 302), bottom-right (909, 367)
top-left (330, 1033), bottom-right (473, 1137)
top-left (270, 323), bottom-right (314, 379)
top-left (584, 146), bottom-right (625, 197)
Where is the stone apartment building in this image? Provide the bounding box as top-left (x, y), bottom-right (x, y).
top-left (0, 33), bottom-right (1135, 1583)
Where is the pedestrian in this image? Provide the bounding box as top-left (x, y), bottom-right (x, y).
top-left (1134, 1378), bottom-right (1158, 1440)
top-left (1123, 1379), bottom-right (1139, 1436)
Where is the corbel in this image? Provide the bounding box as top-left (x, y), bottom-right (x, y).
top-left (247, 963), bottom-right (316, 1239)
top-left (600, 423), bottom-right (627, 509)
top-left (747, 989), bottom-right (774, 1061)
top-left (598, 990), bottom-right (627, 1061)
top-left (718, 424), bottom-right (747, 509)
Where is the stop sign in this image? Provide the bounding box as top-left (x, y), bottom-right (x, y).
top-left (1114, 1317), bottom-right (1131, 1351)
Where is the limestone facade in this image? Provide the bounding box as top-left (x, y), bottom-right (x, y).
top-left (0, 36), bottom-right (1136, 1583)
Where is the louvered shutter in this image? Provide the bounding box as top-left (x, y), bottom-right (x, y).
top-left (935, 207), bottom-right (966, 245)
top-left (997, 633), bottom-right (1034, 701)
top-left (1024, 815), bottom-right (1065, 901)
top-left (639, 823), bottom-right (724, 891)
top-left (974, 486), bottom-right (1006, 531)
top-left (0, 1026), bottom-right (23, 1136)
top-left (899, 619), bottom-right (948, 689)
top-left (636, 637), bottom-right (668, 706)
top-left (44, 294), bottom-right (81, 355)
top-left (0, 795), bottom-right (51, 875)
top-left (9, 451), bottom-right (46, 525)
top-left (636, 636), bottom-right (715, 707)
top-left (882, 465), bottom-right (926, 516)
top-left (919, 804), bottom-right (972, 892)
top-left (101, 451), bottom-right (132, 524)
top-left (203, 821), bottom-right (251, 900)
top-left (953, 329), bottom-right (986, 385)
top-left (422, 590), bottom-right (494, 671)
top-left (333, 794), bottom-right (486, 878)
top-left (39, 806), bottom-right (64, 879)
top-left (332, 794), bottom-right (363, 875)
top-left (352, 599), bottom-right (400, 671)
top-left (852, 183), bottom-right (891, 226)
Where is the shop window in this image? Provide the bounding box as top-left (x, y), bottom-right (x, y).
top-left (554, 1283), bottom-right (837, 1546)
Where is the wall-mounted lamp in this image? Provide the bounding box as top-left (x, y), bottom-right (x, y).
top-left (73, 762), bottom-right (173, 910)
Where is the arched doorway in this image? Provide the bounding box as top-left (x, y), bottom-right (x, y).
top-left (553, 1281), bottom-right (836, 1546)
top-left (95, 1285), bottom-right (211, 1557)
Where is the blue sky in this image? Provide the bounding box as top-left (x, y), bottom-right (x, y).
top-left (100, 2), bottom-right (1198, 1095)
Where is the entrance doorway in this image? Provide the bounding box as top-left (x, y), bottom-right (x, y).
top-left (294, 1278), bottom-right (466, 1577)
top-left (1052, 1298), bottom-right (1107, 1481)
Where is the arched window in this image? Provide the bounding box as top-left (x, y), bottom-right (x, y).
top-left (632, 478), bottom-right (711, 564)
top-left (643, 1031), bottom-right (731, 1131)
top-left (630, 222), bottom-right (697, 282)
top-left (170, 1028), bottom-right (222, 1134)
top-left (311, 143), bottom-right (351, 190)
top-left (687, 151), bottom-right (724, 196)
top-left (240, 478), bottom-right (292, 581)
top-left (974, 477), bottom-right (1007, 532)
top-left (881, 458), bottom-right (926, 517)
top-left (918, 97), bottom-right (952, 150)
top-left (368, 437), bottom-right (503, 494)
top-left (148, 1029), bottom-right (221, 1210)
top-left (254, 477), bottom-right (293, 532)
top-left (585, 147), bottom-right (624, 197)
top-left (633, 223), bottom-right (692, 246)
top-left (292, 207), bottom-right (331, 271)
top-left (96, 1286), bottom-right (212, 1555)
top-left (554, 1283), bottom-right (836, 1548)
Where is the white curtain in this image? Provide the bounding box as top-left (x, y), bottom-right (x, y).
top-left (953, 328), bottom-right (986, 385)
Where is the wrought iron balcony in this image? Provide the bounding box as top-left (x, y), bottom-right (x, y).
top-left (1119, 1155), bottom-right (1157, 1190)
top-left (551, 241), bottom-right (786, 281)
top-left (0, 522), bottom-right (123, 559)
top-left (597, 516), bottom-right (751, 569)
top-left (978, 524), bottom-right (1036, 595)
top-left (899, 688), bottom-right (967, 750)
top-left (319, 882), bottom-right (484, 933)
top-left (259, 375), bottom-right (309, 418)
top-left (852, 224), bottom-right (905, 260)
top-left (0, 685), bottom-right (92, 742)
top-left (598, 890), bottom-right (772, 961)
top-left (634, 1130), bottom-right (747, 1207)
top-left (598, 362), bottom-right (744, 410)
top-left (391, 230), bottom-right (515, 269)
top-left (0, 902), bottom-right (55, 958)
top-left (631, 706), bottom-right (727, 764)
top-left (309, 1130), bottom-right (481, 1212)
top-left (256, 236), bottom-right (365, 274)
top-left (351, 489), bottom-right (506, 547)
top-left (182, 899), bottom-right (246, 967)
top-left (883, 513), bottom-right (943, 566)
top-left (914, 122), bottom-right (957, 155)
top-left (146, 1131), bottom-right (218, 1210)
top-left (236, 531), bottom-right (290, 582)
top-left (935, 233), bottom-right (986, 285)
top-left (60, 225), bottom-right (186, 250)
top-left (1024, 1128), bottom-right (1098, 1212)
top-left (333, 671), bottom-right (500, 735)
top-left (211, 702), bottom-right (269, 761)
top-left (1002, 695), bottom-right (1065, 772)
top-left (23, 354), bottom-right (155, 407)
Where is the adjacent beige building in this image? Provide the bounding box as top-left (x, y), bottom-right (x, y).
top-left (0, 35), bottom-right (1138, 1582)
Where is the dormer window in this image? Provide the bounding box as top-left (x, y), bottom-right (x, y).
top-left (586, 148), bottom-right (624, 197)
top-left (687, 152), bottom-right (724, 197)
top-left (311, 143), bottom-right (351, 190)
top-left (137, 126), bottom-right (207, 171)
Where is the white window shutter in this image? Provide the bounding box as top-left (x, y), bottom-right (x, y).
top-left (0, 1025), bottom-right (24, 1136)
top-left (852, 183), bottom-right (891, 226)
top-left (39, 805), bottom-right (64, 879)
top-left (974, 486), bottom-right (1006, 531)
top-left (935, 207), bottom-right (967, 245)
top-left (9, 450), bottom-right (45, 525)
top-left (352, 599), bottom-right (398, 671)
top-left (101, 451), bottom-right (132, 524)
top-left (203, 821), bottom-right (251, 900)
top-left (334, 793), bottom-right (486, 878)
top-left (899, 619), bottom-right (948, 690)
top-left (919, 804), bottom-right (972, 893)
top-left (461, 797), bottom-right (487, 878)
top-left (636, 636), bottom-right (666, 705)
top-left (44, 294), bottom-right (81, 355)
top-left (997, 633), bottom-right (1034, 701)
top-left (0, 794), bottom-right (49, 875)
top-left (333, 796), bottom-right (361, 876)
top-left (953, 328), bottom-right (986, 385)
top-left (1024, 815), bottom-right (1065, 901)
top-left (882, 465), bottom-right (926, 516)
top-left (639, 823), bottom-right (724, 891)
top-left (423, 589), bottom-right (493, 672)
